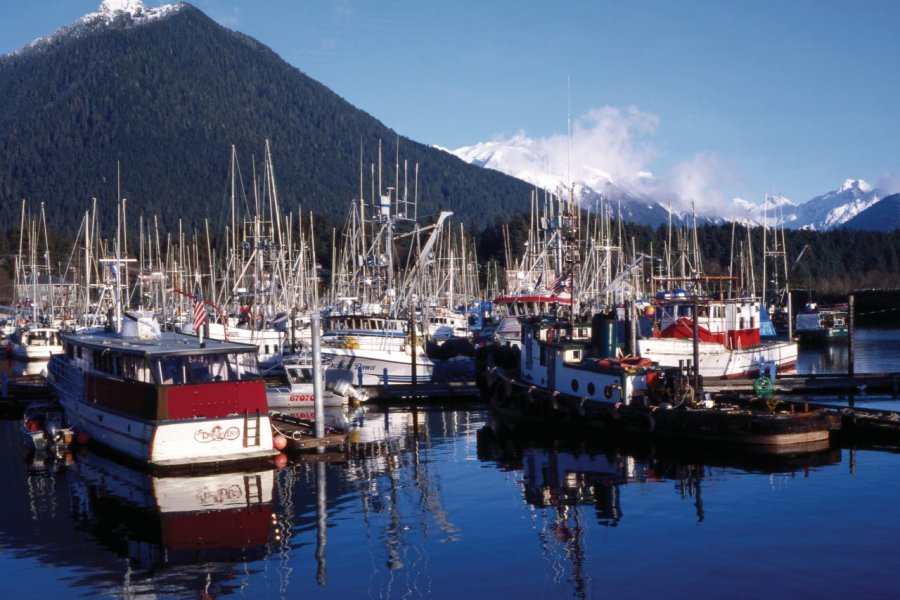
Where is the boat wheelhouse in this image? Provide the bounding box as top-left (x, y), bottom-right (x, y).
top-left (795, 303), bottom-right (849, 344)
top-left (48, 314), bottom-right (278, 469)
top-left (6, 325), bottom-right (63, 361)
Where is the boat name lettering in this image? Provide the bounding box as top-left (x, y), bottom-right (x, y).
top-left (289, 394), bottom-right (315, 402)
top-left (197, 484), bottom-right (244, 505)
top-left (193, 425), bottom-right (241, 443)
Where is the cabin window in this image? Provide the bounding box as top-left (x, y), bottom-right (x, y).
top-left (158, 357), bottom-right (185, 385)
top-left (66, 343), bottom-right (74, 359)
top-left (587, 382), bottom-right (596, 396)
top-left (571, 379), bottom-right (579, 392)
top-left (76, 346), bottom-right (82, 359)
top-left (122, 356), bottom-right (142, 382)
top-left (539, 347), bottom-right (547, 366)
top-left (93, 349), bottom-right (115, 374)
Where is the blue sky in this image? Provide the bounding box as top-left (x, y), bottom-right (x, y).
top-left (2, 0), bottom-right (899, 211)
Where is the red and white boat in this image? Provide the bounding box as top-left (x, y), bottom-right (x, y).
top-left (637, 291), bottom-right (797, 378)
top-left (48, 311), bottom-right (279, 469)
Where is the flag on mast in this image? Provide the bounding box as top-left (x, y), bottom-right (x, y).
top-left (193, 280), bottom-right (207, 333)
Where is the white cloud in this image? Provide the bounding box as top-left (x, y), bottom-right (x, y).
top-left (664, 152), bottom-right (737, 216)
top-left (455, 105), bottom-right (745, 214)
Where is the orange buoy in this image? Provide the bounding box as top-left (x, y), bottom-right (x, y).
top-left (273, 434), bottom-right (288, 450)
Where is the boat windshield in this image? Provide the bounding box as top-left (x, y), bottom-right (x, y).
top-left (286, 366), bottom-right (314, 384)
top-left (154, 351), bottom-right (260, 385)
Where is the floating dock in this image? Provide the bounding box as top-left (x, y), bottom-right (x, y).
top-left (703, 372), bottom-right (900, 396)
top-left (270, 413), bottom-right (347, 453)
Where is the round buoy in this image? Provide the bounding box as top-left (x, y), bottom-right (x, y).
top-left (274, 453), bottom-right (288, 469)
top-left (76, 431), bottom-right (90, 445)
top-left (273, 434), bottom-right (288, 450)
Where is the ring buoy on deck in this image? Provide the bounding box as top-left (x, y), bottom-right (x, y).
top-left (546, 328), bottom-right (555, 343)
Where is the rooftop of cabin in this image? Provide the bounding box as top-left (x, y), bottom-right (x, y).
top-left (60, 329), bottom-right (259, 357)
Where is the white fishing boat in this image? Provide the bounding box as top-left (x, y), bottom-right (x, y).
top-left (266, 354), bottom-right (368, 409)
top-left (5, 325), bottom-right (63, 361)
top-left (48, 311), bottom-right (279, 469)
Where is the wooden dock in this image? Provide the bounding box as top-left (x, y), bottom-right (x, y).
top-left (703, 372), bottom-right (900, 396)
top-left (270, 413), bottom-right (348, 454)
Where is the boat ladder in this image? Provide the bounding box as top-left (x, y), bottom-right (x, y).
top-left (244, 409), bottom-right (261, 447)
top-left (244, 473), bottom-right (263, 505)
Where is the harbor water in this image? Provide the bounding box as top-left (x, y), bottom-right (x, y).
top-left (1, 327), bottom-right (899, 599)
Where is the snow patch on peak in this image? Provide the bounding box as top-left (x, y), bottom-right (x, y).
top-left (839, 178), bottom-right (872, 193)
top-left (84, 0), bottom-right (180, 25)
top-left (100, 0), bottom-right (149, 16)
top-left (8, 1), bottom-right (182, 57)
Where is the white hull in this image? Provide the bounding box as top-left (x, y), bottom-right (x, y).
top-left (322, 346), bottom-right (434, 386)
top-left (266, 383), bottom-right (347, 408)
top-left (7, 342), bottom-right (61, 361)
top-left (55, 383), bottom-right (276, 466)
top-left (636, 337), bottom-right (797, 378)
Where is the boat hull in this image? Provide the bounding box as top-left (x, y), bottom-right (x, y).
top-left (489, 369), bottom-right (838, 450)
top-left (636, 337), bottom-right (798, 378)
top-left (321, 347), bottom-right (434, 387)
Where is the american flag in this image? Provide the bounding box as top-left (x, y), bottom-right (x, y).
top-left (549, 269), bottom-right (572, 296)
top-left (193, 281), bottom-right (208, 332)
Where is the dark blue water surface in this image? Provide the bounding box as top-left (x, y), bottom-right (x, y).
top-left (1, 328), bottom-right (898, 599)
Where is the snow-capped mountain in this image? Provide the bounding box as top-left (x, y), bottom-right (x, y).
top-left (792, 179), bottom-right (882, 231)
top-left (452, 138), bottom-right (885, 231)
top-left (9, 0), bottom-right (181, 57)
top-left (451, 138), bottom-right (684, 227)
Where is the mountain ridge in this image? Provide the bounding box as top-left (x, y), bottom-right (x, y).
top-left (0, 1), bottom-right (535, 239)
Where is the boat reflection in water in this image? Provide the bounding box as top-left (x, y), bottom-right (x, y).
top-left (67, 450), bottom-right (275, 593)
top-left (476, 418), bottom-right (841, 598)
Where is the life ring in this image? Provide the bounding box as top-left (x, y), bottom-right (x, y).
top-left (604, 385), bottom-right (614, 399)
top-left (546, 328), bottom-right (555, 343)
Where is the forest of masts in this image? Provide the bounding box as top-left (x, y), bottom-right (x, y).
top-left (7, 142), bottom-right (796, 328)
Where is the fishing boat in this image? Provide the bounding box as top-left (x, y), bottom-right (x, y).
top-left (636, 290), bottom-right (798, 378)
top-left (5, 325), bottom-right (63, 361)
top-left (47, 311), bottom-right (279, 469)
top-left (795, 302), bottom-right (849, 344)
top-left (319, 312), bottom-right (434, 387)
top-left (266, 354), bottom-right (368, 409)
top-left (486, 313), bottom-right (838, 449)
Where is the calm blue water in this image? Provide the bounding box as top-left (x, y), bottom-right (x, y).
top-left (1, 328), bottom-right (898, 599)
